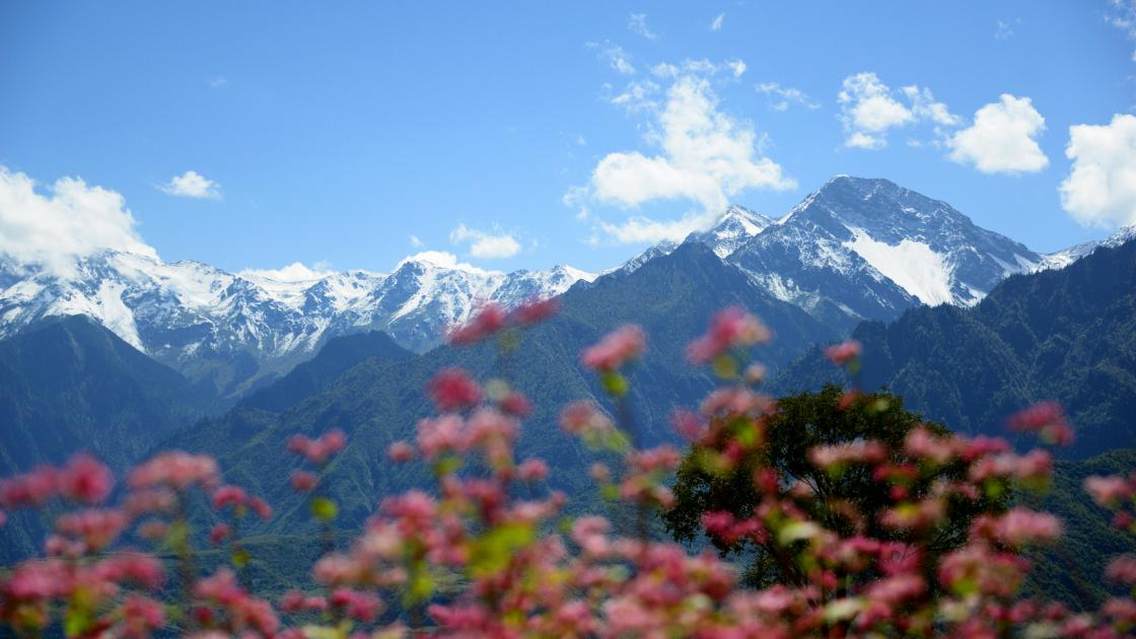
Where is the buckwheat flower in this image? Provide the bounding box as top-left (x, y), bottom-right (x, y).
top-left (417, 415), bottom-right (466, 458)
top-left (331, 588), bottom-right (383, 622)
top-left (1105, 554), bottom-right (1136, 584)
top-left (513, 297), bottom-right (560, 325)
top-left (55, 508), bottom-right (128, 551)
top-left (517, 458), bottom-right (549, 482)
top-left (96, 552), bottom-right (165, 590)
top-left (560, 400), bottom-right (616, 438)
top-left (1084, 475), bottom-right (1133, 507)
top-left (0, 466), bottom-right (59, 508)
top-left (972, 508), bottom-right (1063, 548)
top-left (209, 523), bottom-right (231, 545)
top-left (121, 595), bottom-right (166, 637)
top-left (686, 306), bottom-right (771, 364)
top-left (447, 303), bottom-right (507, 345)
top-left (129, 452), bottom-right (219, 491)
top-left (248, 496), bottom-right (272, 520)
top-left (428, 368), bottom-right (482, 412)
top-left (290, 470), bottom-right (318, 492)
top-left (824, 340), bottom-right (861, 365)
top-left (671, 409), bottom-right (707, 442)
top-left (212, 485), bottom-right (248, 511)
top-left (582, 324), bottom-right (646, 371)
top-left (287, 430), bottom-right (347, 465)
top-left (1008, 401), bottom-right (1074, 446)
top-left (58, 454), bottom-right (113, 505)
top-left (387, 441), bottom-right (415, 463)
top-left (498, 390), bottom-right (532, 417)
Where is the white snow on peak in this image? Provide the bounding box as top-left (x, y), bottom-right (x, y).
top-left (843, 228), bottom-right (954, 306)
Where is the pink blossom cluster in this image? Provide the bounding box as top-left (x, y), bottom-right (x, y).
top-left (686, 306), bottom-right (771, 364)
top-left (1, 306), bottom-right (1134, 638)
top-left (446, 297), bottom-right (560, 346)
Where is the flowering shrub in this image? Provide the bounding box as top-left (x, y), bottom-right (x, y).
top-left (0, 303), bottom-right (1133, 637)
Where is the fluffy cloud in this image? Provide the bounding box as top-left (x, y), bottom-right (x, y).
top-left (240, 262), bottom-right (331, 283)
top-left (756, 82), bottom-right (819, 111)
top-left (159, 170), bottom-right (221, 199)
top-left (409, 234), bottom-right (424, 248)
top-left (588, 41), bottom-right (635, 75)
top-left (1059, 113), bottom-right (1136, 228)
top-left (1108, 0), bottom-right (1136, 60)
top-left (591, 75), bottom-right (794, 216)
top-left (449, 224), bottom-right (522, 259)
top-left (0, 167), bottom-right (158, 277)
top-left (627, 14), bottom-right (657, 40)
top-left (947, 94), bottom-right (1048, 174)
top-left (710, 13), bottom-right (725, 31)
top-left (837, 72), bottom-right (955, 149)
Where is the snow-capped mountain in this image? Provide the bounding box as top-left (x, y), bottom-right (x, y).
top-left (1034, 224), bottom-right (1136, 271)
top-left (688, 205), bottom-right (774, 258)
top-left (0, 250), bottom-right (595, 396)
top-left (686, 176), bottom-right (1044, 329)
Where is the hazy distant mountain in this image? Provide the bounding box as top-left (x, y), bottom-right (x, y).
top-left (0, 251), bottom-right (595, 398)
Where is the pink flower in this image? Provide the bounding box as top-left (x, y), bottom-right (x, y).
top-left (1105, 554), bottom-right (1136, 584)
top-left (55, 508), bottom-right (127, 551)
top-left (387, 441), bottom-right (415, 463)
top-left (582, 325), bottom-right (646, 371)
top-left (0, 466), bottom-right (59, 508)
top-left (428, 368), bottom-right (482, 412)
top-left (287, 429), bottom-right (347, 465)
top-left (499, 391), bottom-right (532, 418)
top-left (121, 595), bottom-right (166, 635)
top-left (448, 303), bottom-right (507, 345)
top-left (129, 452), bottom-right (219, 491)
top-left (512, 297), bottom-right (560, 325)
top-left (671, 409), bottom-right (707, 442)
top-left (209, 523), bottom-right (231, 545)
top-left (58, 454), bottom-right (113, 505)
top-left (330, 588), bottom-right (383, 622)
top-left (971, 508), bottom-right (1063, 548)
top-left (248, 496), bottom-right (272, 520)
top-left (686, 307), bottom-right (771, 364)
top-left (824, 340), bottom-right (862, 366)
top-left (1008, 401), bottom-right (1074, 446)
top-left (290, 470), bottom-right (318, 492)
top-left (1084, 475), bottom-right (1132, 507)
top-left (517, 458), bottom-right (549, 482)
top-left (212, 485), bottom-right (248, 510)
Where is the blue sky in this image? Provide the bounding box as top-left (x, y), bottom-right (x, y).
top-left (2, 1), bottom-right (1136, 275)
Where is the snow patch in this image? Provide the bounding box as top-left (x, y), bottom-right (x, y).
top-left (843, 228), bottom-right (954, 306)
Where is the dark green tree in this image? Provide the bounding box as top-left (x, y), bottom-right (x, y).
top-left (664, 385), bottom-right (1005, 588)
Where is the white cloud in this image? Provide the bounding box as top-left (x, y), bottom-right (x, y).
top-left (1059, 113), bottom-right (1136, 228)
top-left (598, 213), bottom-right (717, 244)
top-left (159, 170), bottom-right (221, 199)
top-left (726, 59), bottom-right (746, 78)
top-left (409, 234), bottom-right (424, 248)
top-left (579, 75), bottom-right (794, 244)
top-left (947, 94), bottom-right (1048, 174)
top-left (710, 13), bottom-right (725, 31)
top-left (610, 79), bottom-right (661, 112)
top-left (1108, 0), bottom-right (1136, 60)
top-left (756, 82), bottom-right (819, 111)
top-left (0, 167), bottom-right (158, 278)
top-left (208, 75), bottom-right (228, 89)
top-left (627, 13), bottom-right (657, 40)
top-left (588, 41), bottom-right (636, 75)
top-left (240, 262), bottom-right (331, 283)
top-left (837, 72), bottom-right (959, 150)
top-left (995, 19), bottom-right (1016, 40)
top-left (449, 224), bottom-right (522, 259)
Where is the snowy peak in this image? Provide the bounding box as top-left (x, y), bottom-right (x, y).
top-left (724, 176), bottom-right (1045, 327)
top-left (688, 205), bottom-right (774, 257)
top-left (0, 250), bottom-right (594, 397)
top-left (1035, 224), bottom-right (1136, 272)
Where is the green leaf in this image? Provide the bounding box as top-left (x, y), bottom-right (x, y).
top-left (468, 522), bottom-right (535, 578)
top-left (712, 354), bottom-right (738, 379)
top-left (600, 371), bottom-right (628, 397)
top-left (232, 547), bottom-right (251, 568)
top-left (64, 606), bottom-right (91, 637)
top-left (310, 496), bottom-right (339, 522)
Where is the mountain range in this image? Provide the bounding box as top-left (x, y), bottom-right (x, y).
top-left (2, 176), bottom-right (1130, 402)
